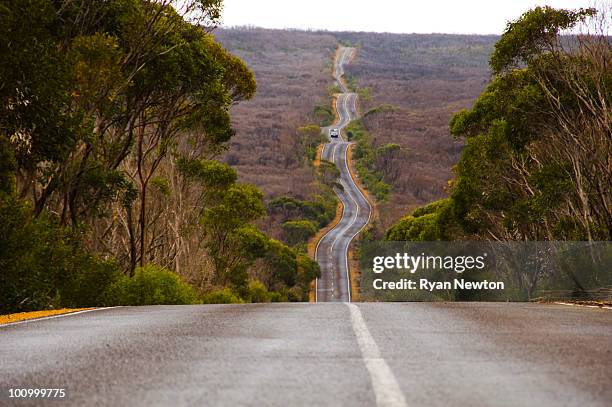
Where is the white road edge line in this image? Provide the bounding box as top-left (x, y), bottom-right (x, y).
top-left (0, 307), bottom-right (118, 328)
top-left (347, 303), bottom-right (408, 407)
top-left (555, 302), bottom-right (612, 310)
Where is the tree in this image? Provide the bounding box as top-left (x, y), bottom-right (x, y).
top-left (0, 0), bottom-right (256, 274)
top-left (388, 5), bottom-right (611, 242)
top-left (281, 220), bottom-right (318, 246)
top-left (201, 184), bottom-right (266, 287)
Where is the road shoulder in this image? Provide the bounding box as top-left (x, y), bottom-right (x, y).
top-left (0, 308), bottom-right (95, 325)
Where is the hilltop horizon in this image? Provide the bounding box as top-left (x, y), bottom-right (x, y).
top-left (218, 24), bottom-right (503, 37)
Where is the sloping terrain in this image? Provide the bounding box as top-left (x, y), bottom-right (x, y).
top-left (216, 29), bottom-right (498, 237)
top-left (215, 28), bottom-right (336, 192)
top-left (215, 28), bottom-right (338, 238)
top-left (335, 32), bottom-right (497, 231)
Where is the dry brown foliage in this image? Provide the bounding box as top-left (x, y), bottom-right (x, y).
top-left (335, 32), bottom-right (497, 232)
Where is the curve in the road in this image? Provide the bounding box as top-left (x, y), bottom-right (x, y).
top-left (315, 47), bottom-right (372, 303)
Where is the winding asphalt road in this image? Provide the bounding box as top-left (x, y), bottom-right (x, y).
top-left (316, 47), bottom-right (371, 302)
top-left (2, 303), bottom-right (611, 406)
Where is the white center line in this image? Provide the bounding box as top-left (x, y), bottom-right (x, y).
top-left (347, 303), bottom-right (408, 407)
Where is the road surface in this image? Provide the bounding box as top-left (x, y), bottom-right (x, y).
top-left (316, 47), bottom-right (371, 302)
top-left (1, 303), bottom-right (610, 406)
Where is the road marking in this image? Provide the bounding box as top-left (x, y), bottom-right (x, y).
top-left (555, 302), bottom-right (612, 310)
top-left (347, 303), bottom-right (408, 407)
top-left (315, 163), bottom-right (346, 303)
top-left (0, 307), bottom-right (117, 328)
top-left (330, 155), bottom-right (361, 302)
top-left (341, 94), bottom-right (350, 141)
top-left (331, 141), bottom-right (338, 163)
top-left (317, 47), bottom-right (370, 303)
top-left (344, 141), bottom-right (373, 242)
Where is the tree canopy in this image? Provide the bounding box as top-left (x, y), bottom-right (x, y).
top-left (0, 0), bottom-right (317, 312)
top-left (387, 6), bottom-right (611, 242)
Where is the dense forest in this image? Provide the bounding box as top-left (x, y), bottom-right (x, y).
top-left (386, 6), bottom-right (611, 242)
top-left (0, 0), bottom-right (320, 312)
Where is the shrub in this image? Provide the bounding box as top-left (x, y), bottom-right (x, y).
top-left (0, 196), bottom-right (121, 313)
top-left (103, 265), bottom-right (197, 306)
top-left (245, 280), bottom-right (271, 303)
top-left (281, 220), bottom-right (318, 246)
top-left (200, 288), bottom-right (244, 304)
top-left (385, 199), bottom-right (459, 241)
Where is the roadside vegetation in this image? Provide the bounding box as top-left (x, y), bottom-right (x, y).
top-left (0, 0), bottom-right (320, 313)
top-left (345, 120), bottom-right (392, 202)
top-left (214, 28), bottom-right (339, 250)
top-left (386, 6), bottom-right (611, 242)
top-left (313, 84), bottom-right (343, 126)
top-left (267, 129), bottom-right (340, 252)
top-left (335, 32), bottom-right (495, 233)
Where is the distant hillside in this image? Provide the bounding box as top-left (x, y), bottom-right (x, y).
top-left (215, 28), bottom-right (336, 195)
top-left (335, 32), bottom-right (497, 233)
top-left (215, 28), bottom-right (337, 239)
top-left (216, 27), bottom-right (497, 237)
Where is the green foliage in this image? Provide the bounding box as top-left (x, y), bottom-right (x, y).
top-left (180, 159), bottom-right (323, 298)
top-left (346, 119), bottom-right (391, 201)
top-left (357, 86), bottom-right (372, 101)
top-left (297, 125), bottom-right (327, 162)
top-left (364, 104), bottom-right (399, 118)
top-left (0, 197), bottom-right (121, 313)
top-left (449, 69), bottom-right (546, 150)
top-left (268, 195), bottom-right (336, 228)
top-left (245, 280), bottom-right (272, 303)
top-left (0, 0), bottom-right (303, 309)
top-left (178, 158), bottom-right (238, 200)
top-left (264, 239), bottom-right (299, 288)
top-left (103, 264), bottom-right (198, 306)
top-left (318, 160), bottom-right (341, 188)
top-left (0, 136), bottom-right (16, 195)
top-left (385, 199), bottom-right (457, 241)
top-left (150, 176), bottom-right (171, 197)
top-left (0, 0), bottom-right (78, 167)
top-left (491, 6), bottom-right (595, 74)
top-left (200, 183), bottom-right (267, 288)
top-left (388, 5), bottom-right (611, 242)
top-left (200, 288), bottom-right (244, 304)
top-left (314, 104), bottom-right (334, 126)
top-left (295, 253), bottom-right (321, 298)
top-left (281, 220), bottom-right (318, 246)
top-left (203, 184), bottom-right (265, 231)
top-left (0, 0), bottom-right (256, 238)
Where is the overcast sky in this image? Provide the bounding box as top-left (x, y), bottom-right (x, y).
top-left (220, 0), bottom-right (597, 35)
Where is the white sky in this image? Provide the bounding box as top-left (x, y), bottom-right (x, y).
top-left (220, 0), bottom-right (597, 34)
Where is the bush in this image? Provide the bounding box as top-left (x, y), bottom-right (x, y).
top-left (346, 119), bottom-right (391, 201)
top-left (281, 220), bottom-right (318, 246)
top-left (245, 280), bottom-right (271, 303)
top-left (0, 196), bottom-right (122, 313)
top-left (200, 288), bottom-right (244, 304)
top-left (385, 199), bottom-right (459, 241)
top-left (103, 265), bottom-right (197, 306)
